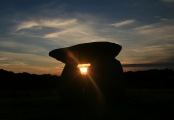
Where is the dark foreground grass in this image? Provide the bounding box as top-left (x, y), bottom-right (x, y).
top-left (0, 94), bottom-right (174, 120)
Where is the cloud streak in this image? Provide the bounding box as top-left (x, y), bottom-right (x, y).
top-left (16, 19), bottom-right (77, 31)
top-left (0, 62), bottom-right (63, 75)
top-left (0, 51), bottom-right (64, 75)
top-left (109, 19), bottom-right (174, 66)
top-left (13, 16), bottom-right (112, 47)
top-left (0, 39), bottom-right (49, 55)
top-left (110, 19), bottom-right (135, 27)
top-left (0, 57), bottom-right (8, 61)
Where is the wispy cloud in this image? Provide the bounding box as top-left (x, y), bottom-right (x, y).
top-left (43, 22), bottom-right (95, 39)
top-left (13, 16), bottom-right (112, 47)
top-left (0, 51), bottom-right (64, 75)
top-left (113, 19), bottom-right (174, 65)
top-left (16, 19), bottom-right (77, 31)
top-left (129, 45), bottom-right (174, 62)
top-left (0, 57), bottom-right (8, 61)
top-left (0, 39), bottom-right (49, 55)
top-left (0, 51), bottom-right (60, 66)
top-left (110, 19), bottom-right (135, 27)
top-left (16, 21), bottom-right (38, 31)
top-left (134, 19), bottom-right (174, 43)
top-left (0, 62), bottom-right (63, 75)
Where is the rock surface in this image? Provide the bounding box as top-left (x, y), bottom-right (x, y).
top-left (49, 42), bottom-right (124, 108)
top-left (49, 42), bottom-right (122, 64)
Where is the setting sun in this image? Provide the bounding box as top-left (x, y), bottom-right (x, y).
top-left (77, 64), bottom-right (90, 75)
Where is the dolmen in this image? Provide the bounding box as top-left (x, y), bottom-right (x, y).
top-left (49, 42), bottom-right (124, 106)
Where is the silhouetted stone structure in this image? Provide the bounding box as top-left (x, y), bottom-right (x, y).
top-left (49, 42), bottom-right (124, 106)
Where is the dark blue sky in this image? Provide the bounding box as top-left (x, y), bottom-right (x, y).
top-left (0, 0), bottom-right (174, 74)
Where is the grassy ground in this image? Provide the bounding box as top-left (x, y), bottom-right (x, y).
top-left (0, 94), bottom-right (174, 120)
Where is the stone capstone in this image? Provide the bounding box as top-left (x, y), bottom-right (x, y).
top-left (49, 42), bottom-right (122, 64)
top-left (49, 42), bottom-right (124, 106)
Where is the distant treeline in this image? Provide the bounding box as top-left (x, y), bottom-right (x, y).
top-left (0, 69), bottom-right (60, 98)
top-left (0, 68), bottom-right (174, 98)
top-left (0, 69), bottom-right (60, 90)
top-left (123, 69), bottom-right (174, 89)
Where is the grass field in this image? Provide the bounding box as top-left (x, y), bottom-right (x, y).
top-left (0, 93), bottom-right (174, 120)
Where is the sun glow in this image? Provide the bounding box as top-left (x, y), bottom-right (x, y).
top-left (77, 63), bottom-right (90, 75)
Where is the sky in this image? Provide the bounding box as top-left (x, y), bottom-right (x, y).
top-left (0, 0), bottom-right (174, 75)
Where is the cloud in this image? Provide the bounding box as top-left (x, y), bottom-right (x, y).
top-left (112, 19), bottom-right (174, 65)
top-left (39, 17), bottom-right (174, 66)
top-left (131, 45), bottom-right (174, 62)
top-left (0, 57), bottom-right (8, 61)
top-left (118, 43), bottom-right (174, 65)
top-left (0, 51), bottom-right (61, 66)
top-left (110, 19), bottom-right (135, 27)
top-left (134, 19), bottom-right (174, 44)
top-left (0, 39), bottom-right (49, 55)
top-left (16, 21), bottom-right (38, 31)
top-left (0, 62), bottom-right (63, 75)
top-left (0, 51), bottom-right (64, 75)
top-left (43, 22), bottom-right (95, 39)
top-left (16, 19), bottom-right (77, 31)
top-left (13, 16), bottom-right (113, 47)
